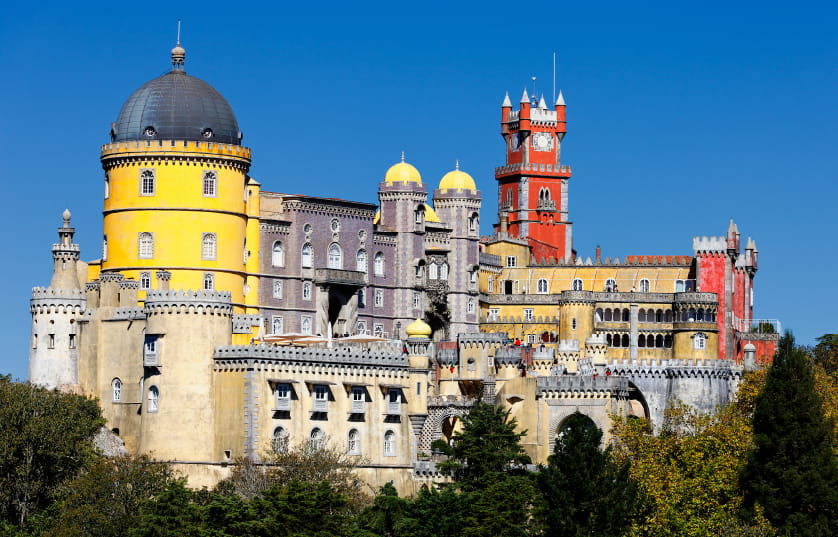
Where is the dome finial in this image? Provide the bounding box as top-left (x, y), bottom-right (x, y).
top-left (401, 150), bottom-right (405, 163)
top-left (62, 208), bottom-right (71, 227)
top-left (455, 159), bottom-right (459, 170)
top-left (171, 20), bottom-right (186, 70)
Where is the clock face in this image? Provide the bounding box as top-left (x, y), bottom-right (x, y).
top-left (532, 132), bottom-right (554, 152)
top-left (510, 133), bottom-right (522, 152)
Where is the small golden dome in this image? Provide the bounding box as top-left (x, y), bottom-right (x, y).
top-left (438, 162), bottom-right (476, 191)
top-left (422, 204), bottom-right (441, 223)
top-left (405, 318), bottom-right (432, 338)
top-left (384, 154), bottom-right (422, 185)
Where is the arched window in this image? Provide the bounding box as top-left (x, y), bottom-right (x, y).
top-left (428, 262), bottom-right (438, 280)
top-left (468, 213), bottom-right (479, 235)
top-left (111, 378), bottom-right (122, 402)
top-left (694, 333), bottom-right (706, 350)
top-left (639, 278), bottom-right (650, 293)
top-left (202, 233), bottom-right (217, 260)
top-left (638, 335), bottom-right (645, 347)
top-left (138, 232), bottom-right (154, 259)
top-left (102, 235), bottom-right (108, 262)
top-left (272, 241), bottom-right (284, 267)
top-left (356, 249), bottom-right (367, 272)
top-left (675, 279), bottom-right (685, 292)
top-left (140, 271), bottom-right (151, 290)
top-left (595, 308), bottom-right (603, 322)
top-left (301, 243), bottom-right (313, 268)
top-left (655, 334), bottom-right (664, 348)
top-left (358, 289), bottom-right (365, 307)
top-left (202, 170), bottom-right (217, 197)
top-left (621, 334), bottom-right (630, 347)
top-left (347, 429), bottom-right (360, 455)
top-left (467, 299), bottom-right (475, 314)
top-left (328, 243), bottom-right (342, 269)
top-left (537, 278), bottom-right (549, 294)
top-left (374, 252), bottom-right (385, 276)
top-left (572, 278), bottom-right (583, 291)
top-left (440, 262), bottom-right (449, 280)
top-left (301, 315), bottom-right (312, 335)
top-left (302, 281), bottom-right (312, 301)
top-left (622, 308), bottom-right (630, 322)
top-left (147, 386), bottom-right (159, 413)
top-left (571, 318), bottom-right (577, 330)
top-left (272, 427), bottom-right (288, 453)
top-left (271, 316), bottom-right (283, 335)
top-left (309, 428), bottom-right (324, 450)
top-left (273, 280), bottom-right (283, 298)
top-left (203, 273), bottom-right (214, 290)
top-left (383, 430), bottom-right (396, 456)
top-left (604, 278), bottom-right (616, 292)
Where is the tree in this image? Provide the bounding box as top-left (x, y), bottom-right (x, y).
top-left (612, 402), bottom-right (770, 537)
top-left (740, 333), bottom-right (838, 537)
top-left (436, 402), bottom-right (531, 491)
top-left (535, 412), bottom-right (641, 537)
top-left (0, 376), bottom-right (103, 527)
top-left (45, 455), bottom-right (177, 537)
top-left (812, 333), bottom-right (838, 378)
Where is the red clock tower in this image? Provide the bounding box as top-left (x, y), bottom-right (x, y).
top-left (495, 89), bottom-right (572, 262)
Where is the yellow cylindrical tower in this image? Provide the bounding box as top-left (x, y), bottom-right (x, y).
top-left (100, 43), bottom-right (253, 310)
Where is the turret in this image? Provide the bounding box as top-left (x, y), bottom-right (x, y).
top-left (726, 219), bottom-right (740, 258)
top-left (554, 90), bottom-right (566, 137)
top-left (501, 92), bottom-right (512, 131)
top-left (30, 210), bottom-right (86, 390)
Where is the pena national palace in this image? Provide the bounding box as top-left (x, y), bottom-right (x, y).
top-left (28, 42), bottom-right (780, 492)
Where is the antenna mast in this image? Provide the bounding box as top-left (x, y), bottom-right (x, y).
top-left (552, 52), bottom-right (556, 103)
top-left (176, 19), bottom-right (182, 45)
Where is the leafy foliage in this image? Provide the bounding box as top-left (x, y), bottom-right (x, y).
top-left (436, 401), bottom-right (531, 491)
top-left (44, 455), bottom-right (177, 537)
top-left (740, 333), bottom-right (838, 537)
top-left (0, 376), bottom-right (103, 527)
top-left (612, 402), bottom-right (770, 537)
top-left (535, 412), bottom-right (641, 537)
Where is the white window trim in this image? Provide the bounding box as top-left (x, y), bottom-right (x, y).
top-left (139, 168), bottom-right (156, 196)
top-left (273, 280), bottom-right (283, 299)
top-left (147, 386), bottom-right (159, 413)
top-left (383, 430), bottom-right (396, 456)
top-left (202, 232), bottom-right (217, 260)
top-left (302, 281), bottom-right (312, 301)
top-left (138, 232), bottom-right (154, 259)
top-left (202, 170), bottom-right (217, 197)
top-left (112, 378), bottom-right (122, 402)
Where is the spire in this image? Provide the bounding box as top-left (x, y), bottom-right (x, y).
top-left (538, 94), bottom-right (547, 109)
top-left (727, 219), bottom-right (737, 235)
top-left (171, 20), bottom-right (186, 70)
top-left (502, 92), bottom-right (512, 107)
top-left (50, 210), bottom-right (81, 290)
top-left (520, 88), bottom-right (529, 104)
top-left (555, 90), bottom-right (565, 106)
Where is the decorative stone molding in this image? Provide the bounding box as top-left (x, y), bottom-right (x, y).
top-left (232, 314), bottom-right (262, 334)
top-left (144, 289), bottom-right (233, 316)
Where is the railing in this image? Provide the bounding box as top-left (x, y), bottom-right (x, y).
top-left (143, 350), bottom-right (159, 367)
top-left (275, 397), bottom-right (291, 411)
top-left (733, 317), bottom-right (782, 335)
top-left (313, 398), bottom-right (328, 412)
top-left (387, 400), bottom-right (401, 415)
top-left (536, 199), bottom-right (556, 211)
top-left (314, 268), bottom-right (367, 287)
top-left (495, 163), bottom-right (572, 176)
top-left (351, 399), bottom-right (365, 413)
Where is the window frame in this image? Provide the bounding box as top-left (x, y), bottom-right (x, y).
top-left (139, 168), bottom-right (156, 196)
top-left (272, 279), bottom-right (283, 299)
top-left (201, 232), bottom-right (217, 260)
top-left (147, 385), bottom-right (159, 413)
top-left (383, 430), bottom-right (396, 456)
top-left (202, 170), bottom-right (217, 197)
top-left (272, 241), bottom-right (284, 267)
top-left (112, 378), bottom-right (122, 402)
top-left (138, 232), bottom-right (154, 259)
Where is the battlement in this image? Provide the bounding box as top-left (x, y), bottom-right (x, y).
top-left (585, 333), bottom-right (607, 346)
top-left (232, 314), bottom-right (262, 334)
top-left (214, 344), bottom-right (409, 368)
top-left (537, 374), bottom-right (629, 396)
top-left (100, 139), bottom-right (251, 159)
top-left (693, 236), bottom-right (727, 254)
top-left (31, 287), bottom-right (86, 299)
top-left (495, 162), bottom-right (572, 178)
top-left (557, 339), bottom-right (580, 351)
top-left (530, 255), bottom-right (692, 267)
top-left (110, 308), bottom-right (146, 321)
top-left (144, 289), bottom-right (233, 316)
top-left (457, 332), bottom-right (507, 347)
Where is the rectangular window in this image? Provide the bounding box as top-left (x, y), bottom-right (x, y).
top-left (373, 323), bottom-right (384, 337)
top-left (356, 321), bottom-right (367, 335)
top-left (301, 315), bottom-right (313, 335)
top-left (523, 308), bottom-right (534, 322)
top-left (202, 170), bottom-right (217, 197)
top-left (313, 385), bottom-right (328, 412)
top-left (104, 172), bottom-right (110, 199)
top-left (139, 169), bottom-right (155, 196)
top-left (48, 334), bottom-right (55, 349)
top-left (201, 233), bottom-right (217, 260)
top-left (302, 281), bottom-right (312, 301)
top-left (32, 334), bottom-right (37, 349)
top-left (489, 308), bottom-right (499, 321)
top-left (203, 273), bottom-right (214, 290)
top-left (271, 316), bottom-right (283, 335)
top-left (374, 290), bottom-right (383, 307)
top-left (413, 291), bottom-right (421, 309)
top-left (140, 271), bottom-right (151, 290)
top-left (143, 335), bottom-right (159, 365)
top-left (351, 386), bottom-right (365, 413)
top-left (138, 232), bottom-right (154, 259)
top-left (387, 388), bottom-right (401, 415)
top-left (487, 277), bottom-right (494, 293)
top-left (275, 383), bottom-right (291, 411)
top-left (527, 334), bottom-right (537, 344)
top-left (273, 280), bottom-right (283, 299)
top-left (68, 334), bottom-right (76, 349)
top-left (506, 256), bottom-right (517, 268)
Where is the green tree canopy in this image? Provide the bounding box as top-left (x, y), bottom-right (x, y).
top-left (0, 376), bottom-right (103, 527)
top-left (740, 333), bottom-right (838, 537)
top-left (535, 412), bottom-right (641, 537)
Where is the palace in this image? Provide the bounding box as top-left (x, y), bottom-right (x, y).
top-left (29, 43), bottom-right (778, 491)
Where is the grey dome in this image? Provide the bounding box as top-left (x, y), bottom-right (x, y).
top-left (111, 70), bottom-right (241, 145)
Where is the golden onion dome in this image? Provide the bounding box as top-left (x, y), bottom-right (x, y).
top-left (422, 204), bottom-right (441, 223)
top-left (438, 162), bottom-right (476, 191)
top-left (405, 318), bottom-right (432, 338)
top-left (384, 153), bottom-right (422, 185)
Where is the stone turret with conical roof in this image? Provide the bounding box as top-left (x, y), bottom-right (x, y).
top-left (30, 210), bottom-right (86, 390)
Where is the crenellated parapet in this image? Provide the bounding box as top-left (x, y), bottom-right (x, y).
top-left (110, 308), bottom-right (146, 321)
top-left (30, 287), bottom-right (86, 314)
top-left (693, 236), bottom-right (727, 255)
top-left (144, 289), bottom-right (233, 316)
top-left (214, 344), bottom-right (409, 369)
top-left (100, 139), bottom-right (252, 171)
top-left (232, 314), bottom-right (262, 334)
top-left (458, 332), bottom-right (507, 349)
top-left (537, 375), bottom-right (629, 399)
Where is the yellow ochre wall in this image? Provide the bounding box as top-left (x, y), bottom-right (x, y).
top-left (100, 141), bottom-right (253, 309)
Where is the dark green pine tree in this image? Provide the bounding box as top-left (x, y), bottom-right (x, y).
top-left (534, 412), bottom-right (641, 537)
top-left (740, 333), bottom-right (838, 537)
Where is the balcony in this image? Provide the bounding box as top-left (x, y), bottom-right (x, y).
top-left (351, 399), bottom-right (365, 414)
top-left (314, 268), bottom-right (367, 287)
top-left (536, 199), bottom-right (556, 211)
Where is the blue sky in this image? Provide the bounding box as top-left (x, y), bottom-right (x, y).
top-left (1, 1), bottom-right (835, 380)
